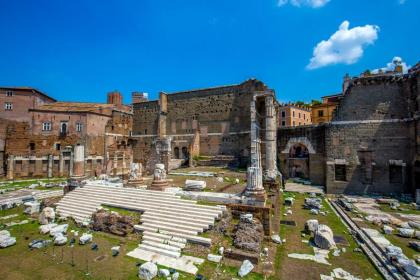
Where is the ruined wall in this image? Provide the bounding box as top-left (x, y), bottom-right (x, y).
top-left (334, 75), bottom-right (417, 121)
top-left (325, 121), bottom-right (415, 194)
top-left (131, 80), bottom-right (267, 171)
top-left (277, 125), bottom-right (326, 185)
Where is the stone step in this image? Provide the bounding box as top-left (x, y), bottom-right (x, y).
top-left (80, 186), bottom-right (224, 212)
top-left (142, 235), bottom-right (186, 249)
top-left (61, 193), bottom-right (221, 220)
top-left (64, 191), bottom-right (223, 217)
top-left (142, 240), bottom-right (181, 253)
top-left (141, 222), bottom-right (198, 236)
top-left (138, 243), bottom-right (181, 258)
top-left (58, 197), bottom-right (218, 223)
top-left (135, 225), bottom-right (211, 246)
top-left (142, 212), bottom-right (214, 225)
top-left (78, 186), bottom-right (199, 206)
top-left (141, 214), bottom-right (212, 229)
top-left (84, 184), bottom-right (178, 198)
top-left (140, 218), bottom-right (204, 233)
top-left (142, 231), bottom-right (187, 244)
top-left (57, 209), bottom-right (89, 223)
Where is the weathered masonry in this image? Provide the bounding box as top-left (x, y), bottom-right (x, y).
top-left (278, 62), bottom-right (420, 195)
top-left (2, 91), bottom-right (133, 179)
top-left (131, 79), bottom-right (278, 176)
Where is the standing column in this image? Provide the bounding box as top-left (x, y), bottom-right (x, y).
top-left (245, 97), bottom-right (266, 202)
top-left (69, 150), bottom-right (74, 177)
top-left (7, 155), bottom-right (14, 180)
top-left (264, 95), bottom-right (277, 180)
top-left (73, 145), bottom-right (85, 177)
top-left (113, 153), bottom-right (118, 176)
top-left (47, 154), bottom-right (53, 178)
top-left (59, 152), bottom-right (64, 177)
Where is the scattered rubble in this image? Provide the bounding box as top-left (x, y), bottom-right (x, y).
top-left (138, 261), bottom-right (158, 280)
top-left (238, 260), bottom-right (254, 277)
top-left (39, 207), bottom-right (55, 225)
top-left (91, 209), bottom-right (135, 236)
top-left (207, 254), bottom-right (222, 263)
top-left (0, 230), bottom-right (16, 248)
top-left (314, 224), bottom-right (336, 250)
top-left (271, 234), bottom-right (282, 244)
top-left (79, 233), bottom-right (93, 245)
top-left (397, 227), bottom-right (415, 238)
top-left (184, 180), bottom-right (206, 191)
top-left (305, 219), bottom-right (319, 233)
top-left (29, 239), bottom-right (51, 249)
top-left (233, 214), bottom-right (263, 252)
top-left (24, 201), bottom-right (40, 214)
top-left (53, 233), bottom-right (67, 245)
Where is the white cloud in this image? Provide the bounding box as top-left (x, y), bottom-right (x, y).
top-left (307, 20), bottom-right (379, 70)
top-left (277, 0), bottom-right (330, 8)
top-left (372, 56), bottom-right (411, 74)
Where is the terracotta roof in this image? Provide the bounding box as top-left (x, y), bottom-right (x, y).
top-left (30, 102), bottom-right (131, 115)
top-left (0, 86), bottom-right (57, 102)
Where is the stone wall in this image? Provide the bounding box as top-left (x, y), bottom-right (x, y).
top-left (277, 125), bottom-right (326, 185)
top-left (131, 79), bottom-right (269, 172)
top-left (325, 121), bottom-right (415, 194)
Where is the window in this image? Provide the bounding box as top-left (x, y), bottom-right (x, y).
top-left (298, 112), bottom-right (301, 118)
top-left (281, 111), bottom-right (286, 118)
top-left (281, 121), bottom-right (286, 126)
top-left (299, 122), bottom-right (301, 126)
top-left (42, 122), bottom-right (52, 131)
top-left (55, 143), bottom-right (61, 151)
top-left (4, 102), bottom-right (12, 110)
top-left (29, 142), bottom-right (35, 151)
top-left (389, 164), bottom-right (403, 183)
top-left (6, 91), bottom-right (13, 97)
top-left (335, 164), bottom-right (346, 181)
top-left (76, 122), bottom-right (83, 132)
top-left (292, 121), bottom-right (296, 126)
top-left (60, 122), bottom-right (68, 133)
top-left (292, 111), bottom-right (295, 117)
top-left (318, 110), bottom-right (324, 117)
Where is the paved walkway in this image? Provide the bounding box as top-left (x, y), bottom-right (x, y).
top-left (284, 182), bottom-right (324, 194)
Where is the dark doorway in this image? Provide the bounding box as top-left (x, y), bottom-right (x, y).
top-left (181, 147), bottom-right (188, 159)
top-left (174, 147), bottom-right (180, 159)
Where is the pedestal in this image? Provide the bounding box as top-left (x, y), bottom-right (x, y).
top-left (148, 179), bottom-right (169, 191)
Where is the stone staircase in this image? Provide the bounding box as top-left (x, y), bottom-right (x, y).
top-left (56, 183), bottom-right (224, 263)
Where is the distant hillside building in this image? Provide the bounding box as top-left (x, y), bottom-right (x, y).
top-left (277, 104), bottom-right (311, 127)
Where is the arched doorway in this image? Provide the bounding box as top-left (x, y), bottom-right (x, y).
top-left (174, 147), bottom-right (180, 159)
top-left (288, 143), bottom-right (309, 179)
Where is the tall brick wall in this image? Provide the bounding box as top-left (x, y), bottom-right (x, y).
top-left (325, 121), bottom-right (415, 194)
top-left (131, 79), bottom-right (268, 170)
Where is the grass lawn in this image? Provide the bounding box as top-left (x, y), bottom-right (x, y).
top-left (272, 192), bottom-right (383, 280)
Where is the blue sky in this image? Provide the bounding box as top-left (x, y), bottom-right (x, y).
top-left (0, 0), bottom-right (418, 103)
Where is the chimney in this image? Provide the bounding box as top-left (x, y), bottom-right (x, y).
top-left (132, 92), bottom-right (149, 104)
top-left (107, 91), bottom-right (123, 105)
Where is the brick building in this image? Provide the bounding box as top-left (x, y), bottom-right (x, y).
top-left (131, 79), bottom-right (278, 177)
top-left (278, 104), bottom-right (311, 127)
top-left (311, 93), bottom-right (342, 125)
top-left (3, 91), bottom-right (133, 179)
top-left (278, 62), bottom-right (420, 195)
top-left (0, 87), bottom-right (56, 123)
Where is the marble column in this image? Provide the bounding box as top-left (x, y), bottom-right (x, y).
top-left (73, 145), bottom-right (85, 177)
top-left (59, 152), bottom-right (64, 177)
top-left (264, 95), bottom-right (277, 181)
top-left (47, 154), bottom-right (53, 178)
top-left (7, 155), bottom-right (14, 180)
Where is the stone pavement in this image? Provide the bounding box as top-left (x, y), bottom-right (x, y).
top-left (285, 182), bottom-right (324, 194)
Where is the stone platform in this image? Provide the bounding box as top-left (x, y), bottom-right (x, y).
top-left (56, 183), bottom-right (225, 274)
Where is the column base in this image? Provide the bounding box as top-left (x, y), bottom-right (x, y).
top-left (148, 179), bottom-right (170, 191)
